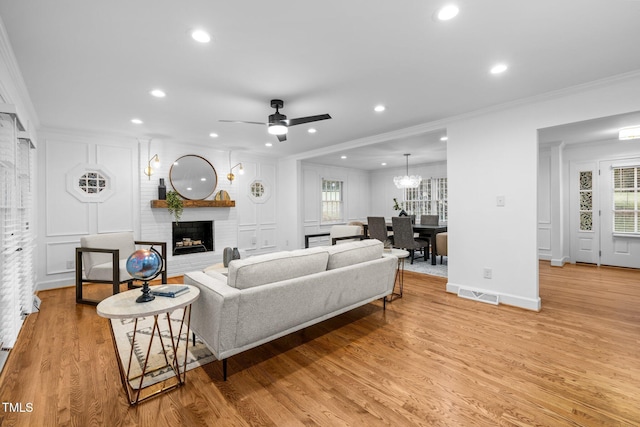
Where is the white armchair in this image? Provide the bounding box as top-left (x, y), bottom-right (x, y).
top-left (75, 232), bottom-right (167, 305)
top-left (329, 225), bottom-right (364, 245)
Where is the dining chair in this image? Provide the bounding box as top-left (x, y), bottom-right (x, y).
top-left (420, 215), bottom-right (439, 225)
top-left (417, 215), bottom-right (440, 254)
top-left (391, 217), bottom-right (429, 264)
top-left (367, 216), bottom-right (394, 248)
top-left (436, 232), bottom-right (448, 264)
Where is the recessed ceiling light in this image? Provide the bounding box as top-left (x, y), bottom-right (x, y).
top-left (209, 132), bottom-right (218, 138)
top-left (308, 128), bottom-right (317, 134)
top-left (150, 89), bottom-right (166, 98)
top-left (490, 63), bottom-right (508, 74)
top-left (191, 29), bottom-right (211, 43)
top-left (436, 4), bottom-right (459, 21)
top-left (131, 118), bottom-right (143, 124)
top-left (341, 155), bottom-right (347, 159)
top-left (440, 136), bottom-right (448, 141)
top-left (381, 162), bottom-right (387, 166)
top-left (374, 105), bottom-right (386, 112)
top-left (265, 142), bottom-right (273, 147)
top-left (619, 125), bottom-right (640, 140)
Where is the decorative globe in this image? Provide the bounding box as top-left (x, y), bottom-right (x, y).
top-left (126, 249), bottom-right (162, 281)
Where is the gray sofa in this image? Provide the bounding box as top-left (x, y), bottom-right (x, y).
top-left (184, 239), bottom-right (397, 380)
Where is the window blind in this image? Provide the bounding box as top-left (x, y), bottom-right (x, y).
top-left (0, 112), bottom-right (35, 352)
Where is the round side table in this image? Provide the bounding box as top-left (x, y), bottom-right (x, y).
top-left (384, 249), bottom-right (409, 301)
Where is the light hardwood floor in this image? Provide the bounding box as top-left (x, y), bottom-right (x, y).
top-left (1, 262), bottom-right (639, 426)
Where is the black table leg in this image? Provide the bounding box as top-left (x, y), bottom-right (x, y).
top-left (430, 232), bottom-right (438, 265)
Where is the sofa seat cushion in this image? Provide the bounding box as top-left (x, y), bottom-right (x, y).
top-left (227, 247), bottom-right (329, 290)
top-left (326, 239), bottom-right (383, 270)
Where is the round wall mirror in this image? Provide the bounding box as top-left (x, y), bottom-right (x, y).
top-left (169, 155), bottom-right (218, 200)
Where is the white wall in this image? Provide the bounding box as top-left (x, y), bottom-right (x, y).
top-left (446, 72), bottom-right (640, 311)
top-left (276, 157), bottom-right (301, 249)
top-left (36, 130), bottom-right (138, 290)
top-left (301, 162), bottom-right (371, 245)
top-left (538, 142), bottom-right (566, 265)
top-left (36, 131), bottom-right (278, 290)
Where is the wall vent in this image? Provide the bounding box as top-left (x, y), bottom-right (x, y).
top-left (457, 288), bottom-right (500, 305)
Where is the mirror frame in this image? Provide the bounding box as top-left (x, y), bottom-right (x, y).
top-left (169, 155), bottom-right (218, 200)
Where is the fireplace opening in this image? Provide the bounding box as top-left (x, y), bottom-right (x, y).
top-left (172, 221), bottom-right (214, 256)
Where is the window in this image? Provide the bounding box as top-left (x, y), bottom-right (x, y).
top-left (612, 166), bottom-right (640, 233)
top-left (579, 171), bottom-right (593, 231)
top-left (321, 179), bottom-right (343, 223)
top-left (78, 171), bottom-right (107, 194)
top-left (403, 178), bottom-right (448, 222)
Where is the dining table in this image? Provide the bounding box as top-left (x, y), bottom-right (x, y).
top-left (362, 222), bottom-right (447, 265)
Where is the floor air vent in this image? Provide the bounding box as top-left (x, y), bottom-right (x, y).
top-left (457, 288), bottom-right (499, 305)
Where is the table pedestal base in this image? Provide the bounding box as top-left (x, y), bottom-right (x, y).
top-left (108, 305), bottom-right (193, 405)
top-left (387, 257), bottom-right (406, 302)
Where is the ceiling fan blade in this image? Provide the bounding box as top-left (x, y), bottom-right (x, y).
top-left (277, 133), bottom-right (287, 142)
top-left (286, 114), bottom-right (331, 127)
top-left (219, 120), bottom-right (267, 126)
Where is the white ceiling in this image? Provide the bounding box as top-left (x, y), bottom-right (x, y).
top-left (538, 110), bottom-right (640, 146)
top-left (1, 1), bottom-right (640, 170)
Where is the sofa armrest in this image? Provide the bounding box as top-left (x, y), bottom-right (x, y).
top-left (183, 271), bottom-right (241, 358)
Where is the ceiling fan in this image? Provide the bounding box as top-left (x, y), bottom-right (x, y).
top-left (220, 99), bottom-right (331, 142)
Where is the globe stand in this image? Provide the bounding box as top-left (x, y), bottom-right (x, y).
top-left (136, 281), bottom-right (155, 303)
top-left (126, 247), bottom-right (164, 304)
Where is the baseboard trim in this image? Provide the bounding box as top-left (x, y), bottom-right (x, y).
top-left (550, 256), bottom-right (569, 267)
top-left (446, 282), bottom-right (541, 311)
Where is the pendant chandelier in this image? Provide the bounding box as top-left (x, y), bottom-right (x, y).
top-left (393, 153), bottom-right (422, 189)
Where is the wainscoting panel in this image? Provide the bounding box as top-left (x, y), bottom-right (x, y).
top-left (96, 144), bottom-right (135, 233)
top-left (45, 241), bottom-right (79, 275)
top-left (260, 226), bottom-right (277, 250)
top-left (46, 139), bottom-right (91, 236)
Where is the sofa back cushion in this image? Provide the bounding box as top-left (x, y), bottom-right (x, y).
top-left (227, 247), bottom-right (329, 290)
top-left (326, 239), bottom-right (383, 270)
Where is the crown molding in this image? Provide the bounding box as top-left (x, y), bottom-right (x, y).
top-left (291, 69), bottom-right (640, 162)
top-left (0, 15), bottom-right (40, 130)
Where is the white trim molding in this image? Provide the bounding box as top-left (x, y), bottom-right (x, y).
top-left (446, 282), bottom-right (542, 311)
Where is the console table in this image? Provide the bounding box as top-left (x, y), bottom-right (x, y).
top-left (97, 285), bottom-right (200, 405)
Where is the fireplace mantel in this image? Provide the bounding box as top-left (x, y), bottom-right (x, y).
top-left (150, 200), bottom-right (235, 208)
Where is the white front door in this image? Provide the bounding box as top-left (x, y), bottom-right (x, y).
top-left (570, 162), bottom-right (599, 264)
top-left (599, 158), bottom-right (640, 268)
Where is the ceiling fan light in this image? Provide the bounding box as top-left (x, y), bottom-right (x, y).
top-left (268, 124), bottom-right (288, 135)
